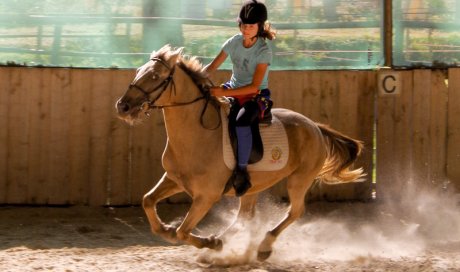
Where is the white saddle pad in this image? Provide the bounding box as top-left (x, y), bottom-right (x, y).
top-left (221, 107), bottom-right (289, 171)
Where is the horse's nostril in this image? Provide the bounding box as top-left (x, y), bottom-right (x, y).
top-left (117, 101), bottom-right (130, 113)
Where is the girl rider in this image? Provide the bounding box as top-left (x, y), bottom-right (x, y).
top-left (203, 0), bottom-right (276, 197)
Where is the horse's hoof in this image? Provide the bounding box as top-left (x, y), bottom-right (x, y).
top-left (207, 236), bottom-right (223, 251)
top-left (161, 225), bottom-right (178, 243)
top-left (214, 238), bottom-right (223, 251)
top-left (257, 250), bottom-right (272, 261)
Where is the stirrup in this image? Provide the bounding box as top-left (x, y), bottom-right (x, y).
top-left (232, 168), bottom-right (252, 197)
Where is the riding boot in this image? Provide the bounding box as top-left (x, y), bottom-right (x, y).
top-left (232, 166), bottom-right (251, 197)
top-left (232, 126), bottom-right (253, 196)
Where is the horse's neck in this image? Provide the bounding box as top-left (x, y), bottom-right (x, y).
top-left (162, 67), bottom-right (221, 146)
top-left (156, 66), bottom-right (199, 105)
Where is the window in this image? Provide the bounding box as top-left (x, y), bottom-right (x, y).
top-left (0, 0), bottom-right (385, 69)
top-left (393, 0), bottom-right (460, 67)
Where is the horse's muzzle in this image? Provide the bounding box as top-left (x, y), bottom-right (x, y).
top-left (116, 100), bottom-right (131, 115)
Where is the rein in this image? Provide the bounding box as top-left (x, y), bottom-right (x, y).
top-left (129, 57), bottom-right (221, 130)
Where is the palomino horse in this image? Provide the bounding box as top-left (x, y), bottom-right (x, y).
top-left (116, 45), bottom-right (364, 261)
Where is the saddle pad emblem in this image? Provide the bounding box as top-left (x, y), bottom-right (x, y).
top-left (221, 108), bottom-right (289, 171)
top-left (271, 146), bottom-right (282, 161)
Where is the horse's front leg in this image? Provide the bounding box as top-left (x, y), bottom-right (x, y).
top-left (143, 173), bottom-right (183, 243)
top-left (175, 194), bottom-right (223, 250)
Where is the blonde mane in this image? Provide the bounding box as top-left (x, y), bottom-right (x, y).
top-left (150, 45), bottom-right (211, 90)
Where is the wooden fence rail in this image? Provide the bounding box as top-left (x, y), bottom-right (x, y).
top-left (0, 67), bottom-right (459, 206)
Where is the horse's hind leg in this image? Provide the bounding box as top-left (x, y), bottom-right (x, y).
top-left (143, 173), bottom-right (183, 243)
top-left (257, 171), bottom-right (316, 261)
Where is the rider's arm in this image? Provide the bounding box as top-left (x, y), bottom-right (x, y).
top-left (202, 50), bottom-right (227, 76)
top-left (210, 63), bottom-right (268, 97)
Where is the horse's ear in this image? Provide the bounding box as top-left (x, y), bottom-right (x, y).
top-left (170, 47), bottom-right (184, 63)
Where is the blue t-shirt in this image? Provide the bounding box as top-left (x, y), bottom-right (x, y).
top-left (222, 34), bottom-right (272, 90)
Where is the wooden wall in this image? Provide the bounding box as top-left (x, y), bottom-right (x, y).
top-left (0, 67), bottom-right (166, 206)
top-left (377, 69), bottom-right (460, 200)
top-left (1, 67), bottom-right (459, 205)
top-left (447, 69), bottom-right (460, 192)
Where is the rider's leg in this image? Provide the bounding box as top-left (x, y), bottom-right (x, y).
top-left (233, 101), bottom-right (259, 196)
top-left (235, 126), bottom-right (252, 170)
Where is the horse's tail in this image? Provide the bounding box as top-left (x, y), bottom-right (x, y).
top-left (317, 123), bottom-right (365, 183)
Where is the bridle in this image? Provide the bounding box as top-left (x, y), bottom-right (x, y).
top-left (127, 57), bottom-right (220, 130)
top-left (128, 57), bottom-right (175, 110)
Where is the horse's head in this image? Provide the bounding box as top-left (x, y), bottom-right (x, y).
top-left (116, 45), bottom-right (183, 124)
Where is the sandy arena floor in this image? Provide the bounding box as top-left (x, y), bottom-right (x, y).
top-left (1, 192), bottom-right (459, 272)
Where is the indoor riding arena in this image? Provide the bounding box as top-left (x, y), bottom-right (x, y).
top-left (1, 1), bottom-right (459, 271)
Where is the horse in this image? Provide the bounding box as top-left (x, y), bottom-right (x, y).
top-left (116, 45), bottom-right (365, 261)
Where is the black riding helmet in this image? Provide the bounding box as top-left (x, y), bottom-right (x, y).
top-left (238, 0), bottom-right (267, 24)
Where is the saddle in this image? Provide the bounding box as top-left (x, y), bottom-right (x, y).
top-left (227, 100), bottom-right (271, 164)
top-left (221, 99), bottom-right (289, 172)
